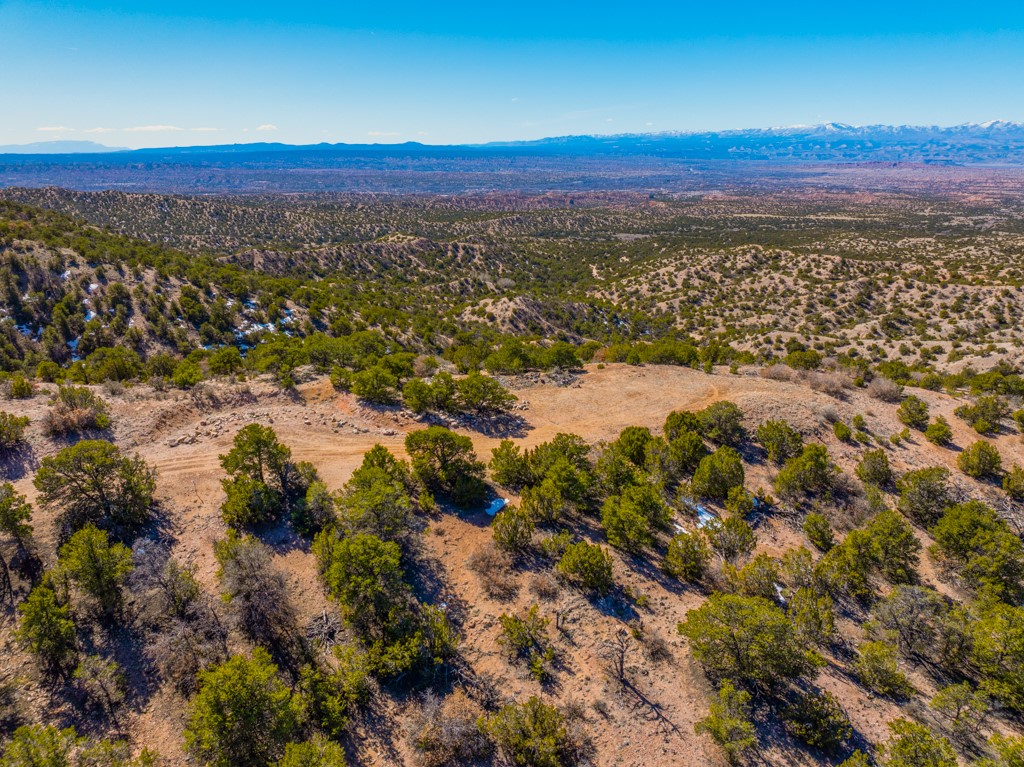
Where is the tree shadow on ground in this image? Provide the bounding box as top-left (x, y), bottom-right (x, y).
top-left (746, 685), bottom-right (874, 767)
top-left (0, 444), bottom-right (37, 482)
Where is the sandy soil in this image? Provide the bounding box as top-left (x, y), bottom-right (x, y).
top-left (2, 363), bottom-right (1021, 766)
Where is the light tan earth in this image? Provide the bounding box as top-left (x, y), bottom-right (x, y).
top-left (2, 363), bottom-right (1022, 766)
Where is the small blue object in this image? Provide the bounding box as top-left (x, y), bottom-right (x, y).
top-left (486, 498), bottom-right (508, 517)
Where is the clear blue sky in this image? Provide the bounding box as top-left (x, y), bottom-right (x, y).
top-left (4, 0), bottom-right (1024, 148)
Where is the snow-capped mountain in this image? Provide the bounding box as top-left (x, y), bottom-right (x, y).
top-left (479, 122), bottom-right (1024, 163)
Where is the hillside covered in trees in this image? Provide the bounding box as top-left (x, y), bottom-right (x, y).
top-left (1, 176), bottom-right (1024, 767)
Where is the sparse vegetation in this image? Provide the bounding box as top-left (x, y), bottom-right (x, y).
top-left (4, 176), bottom-right (1024, 767)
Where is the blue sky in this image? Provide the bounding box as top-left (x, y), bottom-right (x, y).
top-left (4, 1), bottom-right (1024, 147)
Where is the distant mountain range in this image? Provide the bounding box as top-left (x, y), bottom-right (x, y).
top-left (4, 122), bottom-right (1024, 164)
top-left (0, 140), bottom-right (130, 154)
top-left (4, 122), bottom-right (1024, 194)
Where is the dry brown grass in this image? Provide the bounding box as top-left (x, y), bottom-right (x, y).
top-left (760, 364), bottom-right (794, 381)
top-left (467, 544), bottom-right (519, 600)
top-left (407, 688), bottom-right (492, 767)
top-left (867, 377), bottom-right (905, 403)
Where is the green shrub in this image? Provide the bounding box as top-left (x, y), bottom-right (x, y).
top-left (208, 346), bottom-right (243, 376)
top-left (557, 541), bottom-right (613, 595)
top-left (787, 587), bottom-right (836, 646)
top-left (43, 385), bottom-right (110, 435)
top-left (315, 532), bottom-right (407, 632)
top-left (706, 516), bottom-right (756, 564)
top-left (84, 347), bottom-right (142, 383)
top-left (696, 401), bottom-right (746, 447)
top-left (663, 531), bottom-right (710, 583)
top-left (897, 467), bottom-right (952, 526)
top-left (854, 640), bottom-right (912, 698)
top-left (668, 431), bottom-right (709, 477)
top-left (723, 553), bottom-right (780, 600)
top-left (833, 421), bottom-right (853, 442)
top-left (753, 419), bottom-right (798, 460)
top-left (988, 733), bottom-right (1024, 767)
top-left (664, 409), bottom-right (702, 442)
top-left (456, 371), bottom-right (516, 413)
top-left (351, 366), bottom-right (398, 404)
top-left (221, 474), bottom-right (284, 529)
top-left (928, 682), bottom-right (991, 736)
top-left (957, 441), bottom-right (1002, 479)
top-left (785, 349), bottom-right (822, 370)
top-left (498, 605), bottom-right (555, 681)
top-left (184, 649), bottom-right (300, 767)
top-left (600, 484), bottom-right (670, 552)
top-left (866, 509), bottom-right (921, 584)
top-left (679, 593), bottom-right (823, 687)
top-left (856, 448), bottom-right (892, 487)
top-left (482, 697), bottom-right (588, 767)
top-left (58, 525), bottom-right (134, 615)
top-left (897, 395), bottom-right (929, 430)
top-left (1004, 464), bottom-right (1024, 500)
top-left (694, 681), bottom-right (756, 765)
top-left (879, 718), bottom-right (955, 767)
top-left (774, 444), bottom-right (837, 501)
top-left (16, 583), bottom-right (77, 674)
top-left (782, 690), bottom-right (851, 752)
top-left (492, 505), bottom-right (535, 554)
top-left (0, 411), bottom-right (29, 451)
top-left (489, 440), bottom-right (533, 489)
top-left (405, 427), bottom-right (486, 508)
top-left (724, 486), bottom-right (754, 516)
top-left (521, 480), bottom-right (569, 527)
top-left (955, 395), bottom-right (1010, 434)
top-left (922, 417), bottom-right (952, 447)
top-left (275, 736), bottom-right (347, 767)
top-left (296, 647), bottom-right (370, 740)
top-left (803, 512), bottom-right (835, 552)
top-left (218, 425), bottom-right (296, 527)
top-left (35, 360), bottom-right (61, 382)
top-left (8, 375), bottom-right (32, 399)
top-left (692, 447), bottom-right (744, 501)
top-left (0, 725), bottom-right (152, 767)
top-left (971, 601), bottom-right (1024, 709)
top-left (171, 359), bottom-right (204, 388)
top-left (34, 439), bottom-right (155, 536)
top-left (931, 501), bottom-right (1024, 601)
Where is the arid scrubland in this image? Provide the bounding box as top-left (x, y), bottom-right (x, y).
top-left (2, 171), bottom-right (1024, 767)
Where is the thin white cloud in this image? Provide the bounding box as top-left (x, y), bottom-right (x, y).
top-left (37, 126), bottom-right (74, 132)
top-left (190, 127), bottom-right (220, 132)
top-left (84, 127), bottom-right (116, 133)
top-left (368, 131), bottom-right (400, 137)
top-left (256, 124), bottom-right (277, 131)
top-left (125, 125), bottom-right (183, 132)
